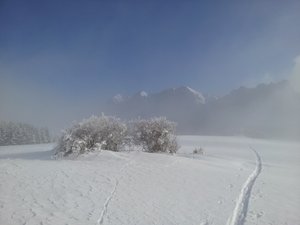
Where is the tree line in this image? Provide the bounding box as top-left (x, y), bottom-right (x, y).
top-left (0, 121), bottom-right (51, 146)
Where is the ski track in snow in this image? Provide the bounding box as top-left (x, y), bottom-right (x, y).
top-left (226, 146), bottom-right (262, 225)
top-left (96, 178), bottom-right (119, 225)
top-left (96, 155), bottom-right (134, 225)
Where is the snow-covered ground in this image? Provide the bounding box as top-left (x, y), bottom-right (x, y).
top-left (0, 136), bottom-right (299, 225)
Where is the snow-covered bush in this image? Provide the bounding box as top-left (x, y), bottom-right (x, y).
top-left (54, 115), bottom-right (127, 158)
top-left (193, 147), bottom-right (204, 155)
top-left (131, 117), bottom-right (178, 153)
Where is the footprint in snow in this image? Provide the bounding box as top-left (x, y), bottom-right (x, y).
top-left (249, 210), bottom-right (264, 220)
top-left (256, 211), bottom-right (264, 218)
top-left (217, 198), bottom-right (223, 204)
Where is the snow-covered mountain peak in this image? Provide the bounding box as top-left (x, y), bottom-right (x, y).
top-left (112, 94), bottom-right (124, 103)
top-left (186, 86), bottom-right (205, 102)
top-left (138, 91), bottom-right (148, 97)
top-left (132, 91), bottom-right (148, 100)
top-left (173, 86), bottom-right (205, 104)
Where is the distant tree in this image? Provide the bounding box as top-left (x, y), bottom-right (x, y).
top-left (0, 122), bottom-right (8, 145)
top-left (39, 127), bottom-right (51, 143)
top-left (0, 121), bottom-right (52, 146)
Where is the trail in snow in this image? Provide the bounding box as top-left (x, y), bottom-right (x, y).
top-left (96, 155), bottom-right (134, 225)
top-left (97, 178), bottom-right (119, 225)
top-left (226, 146), bottom-right (262, 225)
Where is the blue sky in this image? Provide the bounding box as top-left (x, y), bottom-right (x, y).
top-left (1, 0), bottom-right (300, 131)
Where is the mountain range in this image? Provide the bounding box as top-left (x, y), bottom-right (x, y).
top-left (106, 81), bottom-right (300, 140)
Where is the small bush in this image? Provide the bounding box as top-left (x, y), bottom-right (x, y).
top-left (193, 147), bottom-right (204, 155)
top-left (131, 117), bottom-right (178, 153)
top-left (54, 115), bottom-right (127, 158)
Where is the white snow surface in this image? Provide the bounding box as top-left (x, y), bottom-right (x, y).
top-left (0, 136), bottom-right (299, 225)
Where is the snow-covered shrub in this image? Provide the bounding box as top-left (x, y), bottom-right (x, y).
top-left (54, 115), bottom-right (127, 158)
top-left (193, 147), bottom-right (204, 155)
top-left (131, 117), bottom-right (178, 153)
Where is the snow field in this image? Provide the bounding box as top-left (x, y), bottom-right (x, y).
top-left (0, 136), bottom-right (299, 225)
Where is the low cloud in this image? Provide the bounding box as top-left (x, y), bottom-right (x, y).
top-left (243, 73), bottom-right (275, 88)
top-left (290, 55), bottom-right (300, 92)
top-left (243, 55), bottom-right (300, 91)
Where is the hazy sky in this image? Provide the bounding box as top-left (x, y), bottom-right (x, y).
top-left (1, 0), bottom-right (300, 132)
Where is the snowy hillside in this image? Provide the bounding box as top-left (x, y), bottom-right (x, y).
top-left (1, 136), bottom-right (299, 225)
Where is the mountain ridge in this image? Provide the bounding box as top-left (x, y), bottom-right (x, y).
top-left (105, 81), bottom-right (300, 140)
